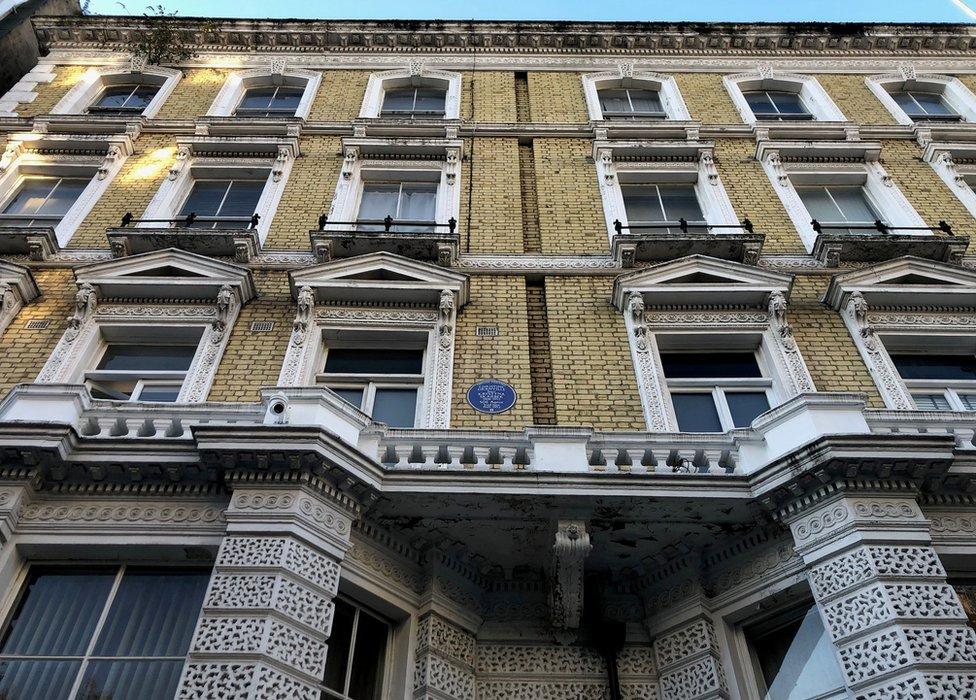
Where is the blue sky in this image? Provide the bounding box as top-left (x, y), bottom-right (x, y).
top-left (88, 0), bottom-right (976, 23)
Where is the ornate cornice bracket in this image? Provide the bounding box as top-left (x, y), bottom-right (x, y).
top-left (549, 520), bottom-right (592, 642)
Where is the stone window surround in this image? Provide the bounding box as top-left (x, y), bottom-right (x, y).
top-left (581, 69), bottom-right (692, 122)
top-left (724, 68), bottom-right (847, 125)
top-left (0, 142), bottom-right (130, 247)
top-left (595, 141), bottom-right (739, 246)
top-left (207, 67), bottom-right (321, 120)
top-left (139, 147), bottom-right (295, 246)
top-left (325, 142), bottom-right (462, 235)
top-left (359, 67), bottom-right (461, 120)
top-left (50, 65), bottom-right (182, 119)
top-left (923, 142), bottom-right (976, 222)
top-left (0, 261), bottom-right (39, 338)
top-left (866, 71), bottom-right (976, 126)
top-left (615, 260), bottom-right (815, 432)
top-left (757, 144), bottom-right (927, 254)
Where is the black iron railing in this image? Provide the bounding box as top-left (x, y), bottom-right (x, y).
top-left (810, 219), bottom-right (953, 235)
top-left (612, 218), bottom-right (754, 234)
top-left (317, 215), bottom-right (458, 234)
top-left (119, 212), bottom-right (260, 229)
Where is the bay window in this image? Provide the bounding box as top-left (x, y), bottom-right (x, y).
top-left (321, 597), bottom-right (392, 700)
top-left (662, 352), bottom-right (772, 432)
top-left (319, 346), bottom-right (425, 428)
top-left (0, 566), bottom-right (208, 700)
top-left (0, 176), bottom-right (90, 228)
top-left (891, 353), bottom-right (976, 411)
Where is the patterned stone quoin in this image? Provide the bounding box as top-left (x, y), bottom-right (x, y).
top-left (413, 612), bottom-right (477, 700)
top-left (653, 617), bottom-right (729, 700)
top-left (784, 494), bottom-right (976, 698)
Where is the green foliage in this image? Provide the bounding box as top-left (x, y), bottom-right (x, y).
top-left (120, 5), bottom-right (211, 65)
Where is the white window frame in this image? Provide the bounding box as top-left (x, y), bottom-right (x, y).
top-left (582, 71), bottom-right (691, 122)
top-left (51, 66), bottom-right (181, 119)
top-left (595, 143), bottom-right (739, 245)
top-left (326, 144), bottom-right (461, 236)
top-left (0, 146), bottom-right (128, 247)
top-left (360, 68), bottom-right (461, 120)
top-left (615, 258), bottom-right (814, 432)
top-left (0, 261), bottom-right (39, 337)
top-left (866, 73), bottom-right (976, 126)
top-left (724, 70), bottom-right (846, 125)
top-left (320, 594), bottom-right (395, 700)
top-left (208, 68), bottom-right (321, 120)
top-left (758, 146), bottom-right (926, 254)
top-left (140, 149), bottom-right (294, 246)
top-left (923, 144), bottom-right (976, 222)
top-left (84, 337), bottom-right (202, 403)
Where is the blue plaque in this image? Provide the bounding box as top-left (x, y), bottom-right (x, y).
top-left (466, 379), bottom-right (517, 414)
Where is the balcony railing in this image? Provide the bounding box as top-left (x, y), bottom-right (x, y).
top-left (119, 212), bottom-right (260, 229)
top-left (810, 219), bottom-right (954, 235)
top-left (613, 218), bottom-right (755, 235)
top-left (317, 215), bottom-right (457, 234)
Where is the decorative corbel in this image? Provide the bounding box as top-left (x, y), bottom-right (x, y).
top-left (408, 59), bottom-right (425, 76)
top-left (341, 145), bottom-right (358, 181)
top-left (272, 145), bottom-right (290, 183)
top-left (627, 290), bottom-right (649, 353)
top-left (617, 61), bottom-right (635, 79)
top-left (938, 151), bottom-right (967, 187)
top-left (0, 141), bottom-right (21, 174)
top-left (757, 63), bottom-right (774, 79)
top-left (549, 520), bottom-right (592, 641)
top-left (438, 289), bottom-right (455, 349)
top-left (292, 285), bottom-right (314, 346)
top-left (0, 283), bottom-right (14, 314)
top-left (445, 147), bottom-right (460, 187)
top-left (847, 291), bottom-right (877, 351)
top-left (168, 145), bottom-right (191, 181)
top-left (700, 150), bottom-right (719, 185)
top-left (598, 147), bottom-right (615, 185)
top-left (270, 57), bottom-right (287, 76)
top-left (211, 284), bottom-right (233, 343)
top-left (899, 63), bottom-right (917, 81)
top-left (65, 282), bottom-right (97, 342)
top-left (129, 54), bottom-right (148, 73)
top-left (97, 144), bottom-right (123, 181)
top-left (765, 149), bottom-right (788, 187)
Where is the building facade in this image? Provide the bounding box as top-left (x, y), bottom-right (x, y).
top-left (0, 14), bottom-right (975, 700)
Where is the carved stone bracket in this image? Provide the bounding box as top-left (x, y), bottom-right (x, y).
top-left (168, 145), bottom-right (191, 181)
top-left (841, 291), bottom-right (914, 410)
top-left (341, 145), bottom-right (358, 181)
top-left (549, 520), bottom-right (592, 642)
top-left (445, 146), bottom-right (460, 186)
top-left (97, 144), bottom-right (124, 181)
top-left (272, 146), bottom-right (290, 183)
top-left (768, 290), bottom-right (816, 395)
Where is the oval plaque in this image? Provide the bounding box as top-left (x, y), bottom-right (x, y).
top-left (466, 379), bottom-right (517, 414)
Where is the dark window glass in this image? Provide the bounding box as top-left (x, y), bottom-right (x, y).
top-left (621, 184), bottom-right (706, 232)
top-left (380, 87), bottom-right (446, 116)
top-left (894, 90), bottom-right (957, 118)
top-left (371, 388), bottom-right (418, 428)
top-left (322, 599), bottom-right (354, 693)
top-left (136, 386), bottom-right (183, 402)
top-left (236, 85), bottom-right (304, 116)
top-left (357, 182), bottom-right (437, 232)
top-left (322, 598), bottom-right (390, 700)
top-left (744, 90), bottom-right (809, 119)
top-left (892, 354), bottom-right (976, 381)
top-left (726, 392), bottom-right (770, 428)
top-left (96, 345), bottom-right (197, 372)
top-left (178, 179), bottom-right (264, 229)
top-left (661, 353), bottom-right (762, 379)
top-left (347, 608), bottom-right (389, 700)
top-left (89, 84), bottom-right (159, 113)
top-left (1, 176), bottom-right (89, 226)
top-left (324, 349), bottom-right (424, 375)
top-left (333, 388), bottom-right (366, 410)
top-left (671, 393), bottom-right (723, 432)
top-left (598, 88), bottom-right (664, 118)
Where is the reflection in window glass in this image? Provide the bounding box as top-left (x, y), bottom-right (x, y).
top-left (357, 182), bottom-right (437, 232)
top-left (0, 176), bottom-right (89, 227)
top-left (744, 90), bottom-right (810, 119)
top-left (621, 184), bottom-right (706, 234)
top-left (178, 179), bottom-right (265, 229)
top-left (893, 90), bottom-right (958, 119)
top-left (89, 84), bottom-right (159, 114)
top-left (796, 185), bottom-right (879, 236)
top-left (598, 88), bottom-right (665, 118)
top-left (235, 85), bottom-right (304, 116)
top-left (671, 392), bottom-right (722, 432)
top-left (380, 87), bottom-right (446, 116)
top-left (322, 597), bottom-right (390, 700)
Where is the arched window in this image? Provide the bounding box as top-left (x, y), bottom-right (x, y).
top-left (360, 68), bottom-right (461, 120)
top-left (724, 71), bottom-right (845, 125)
top-left (208, 68), bottom-right (321, 120)
top-left (51, 66), bottom-right (181, 119)
top-left (582, 71), bottom-right (690, 121)
top-left (867, 73), bottom-right (976, 125)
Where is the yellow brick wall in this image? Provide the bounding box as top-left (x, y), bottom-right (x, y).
top-left (460, 137), bottom-right (524, 254)
top-left (154, 69), bottom-right (227, 120)
top-left (714, 139), bottom-right (805, 254)
top-left (879, 139), bottom-right (976, 247)
top-left (309, 70), bottom-right (369, 121)
top-left (68, 136), bottom-right (175, 248)
top-left (451, 276), bottom-right (533, 429)
top-left (0, 269), bottom-right (75, 396)
top-left (814, 74), bottom-right (898, 125)
top-left (545, 276), bottom-right (645, 430)
top-left (19, 65), bottom-right (88, 117)
top-left (207, 270), bottom-right (293, 402)
top-left (527, 72), bottom-right (588, 123)
top-left (461, 71), bottom-right (517, 123)
top-left (788, 274), bottom-right (884, 407)
top-left (534, 138), bottom-right (608, 254)
top-left (675, 74), bottom-right (742, 123)
top-left (265, 136), bottom-right (343, 250)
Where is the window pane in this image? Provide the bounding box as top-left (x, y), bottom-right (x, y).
top-left (398, 184), bottom-right (437, 224)
top-left (661, 353), bottom-right (762, 379)
top-left (892, 354), bottom-right (976, 380)
top-left (796, 186), bottom-right (841, 222)
top-left (960, 394), bottom-right (976, 411)
top-left (627, 89), bottom-right (663, 114)
top-left (1, 570), bottom-right (115, 656)
top-left (333, 387), bottom-right (365, 409)
top-left (413, 89), bottom-right (446, 114)
top-left (217, 180), bottom-right (264, 218)
top-left (347, 609), bottom-right (389, 700)
top-left (128, 85), bottom-right (159, 110)
top-left (237, 86), bottom-right (276, 111)
top-left (622, 185), bottom-right (665, 223)
top-left (358, 184), bottom-right (400, 225)
top-left (372, 388), bottom-right (418, 428)
top-left (136, 386), bottom-right (183, 402)
top-left (744, 91), bottom-right (776, 114)
top-left (77, 660), bottom-right (186, 700)
top-left (2, 178), bottom-right (57, 217)
top-left (748, 605), bottom-right (846, 700)
top-left (270, 86), bottom-right (303, 113)
top-left (769, 91), bottom-right (807, 115)
top-left (324, 349), bottom-right (424, 375)
top-left (179, 181), bottom-right (230, 218)
top-left (381, 89), bottom-right (416, 113)
top-left (97, 345), bottom-right (197, 372)
top-left (726, 392), bottom-right (770, 428)
top-left (322, 599), bottom-right (355, 692)
top-left (830, 186), bottom-right (876, 223)
top-left (671, 393), bottom-right (723, 432)
top-left (40, 178), bottom-right (88, 218)
top-left (910, 91), bottom-right (954, 116)
top-left (0, 660), bottom-right (81, 700)
top-left (598, 89), bottom-right (630, 114)
top-left (913, 393), bottom-right (952, 411)
top-left (658, 184), bottom-right (705, 222)
top-left (94, 85), bottom-right (137, 109)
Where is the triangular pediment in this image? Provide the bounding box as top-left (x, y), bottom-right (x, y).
top-left (0, 260), bottom-right (40, 305)
top-left (75, 248), bottom-right (256, 302)
top-left (290, 252), bottom-right (469, 307)
top-left (824, 257), bottom-right (976, 310)
top-left (613, 255), bottom-right (792, 309)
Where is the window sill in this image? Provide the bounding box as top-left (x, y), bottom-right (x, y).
top-left (0, 225), bottom-right (60, 261)
top-left (812, 231), bottom-right (969, 267)
top-left (611, 230), bottom-right (765, 267)
top-left (106, 226), bottom-right (261, 263)
top-left (310, 228), bottom-right (459, 266)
